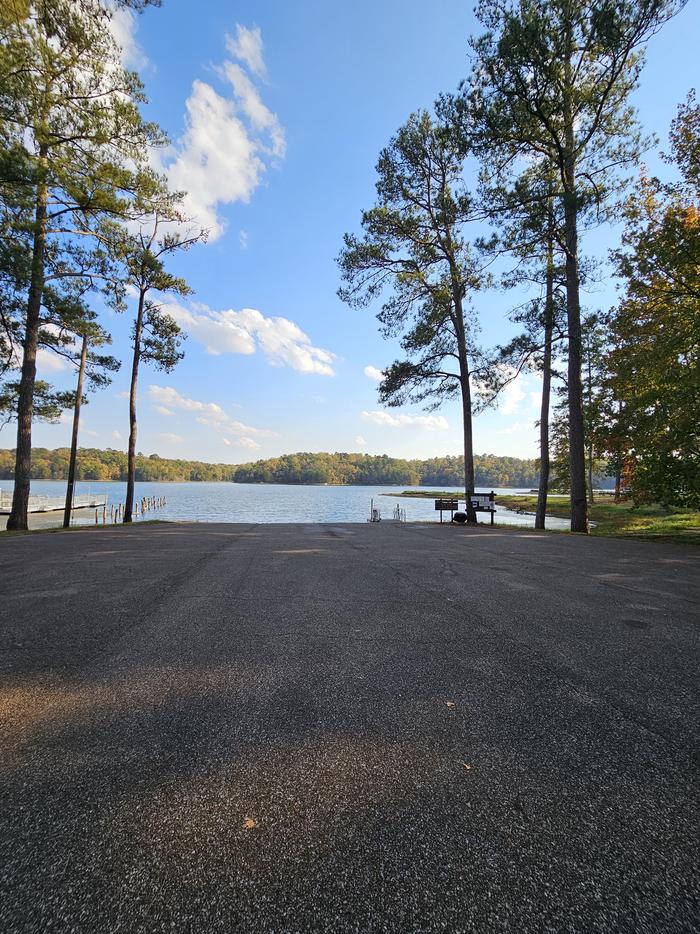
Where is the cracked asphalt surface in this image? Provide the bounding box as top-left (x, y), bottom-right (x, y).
top-left (1, 521), bottom-right (698, 933)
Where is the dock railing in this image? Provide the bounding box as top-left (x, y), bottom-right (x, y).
top-left (0, 490), bottom-right (106, 514)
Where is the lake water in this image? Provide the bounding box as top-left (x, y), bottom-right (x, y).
top-left (0, 480), bottom-right (572, 530)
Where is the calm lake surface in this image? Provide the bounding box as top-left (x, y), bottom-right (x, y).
top-left (1, 480), bottom-right (572, 530)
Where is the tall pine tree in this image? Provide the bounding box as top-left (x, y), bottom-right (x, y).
top-left (464, 0), bottom-right (684, 531)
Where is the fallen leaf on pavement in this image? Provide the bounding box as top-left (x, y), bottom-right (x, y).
top-left (446, 701), bottom-right (456, 709)
top-left (463, 763), bottom-right (472, 771)
top-left (243, 818), bottom-right (257, 830)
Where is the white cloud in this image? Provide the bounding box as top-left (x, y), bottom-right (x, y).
top-left (364, 365), bottom-right (383, 382)
top-left (164, 302), bottom-right (255, 356)
top-left (148, 385), bottom-right (274, 451)
top-left (36, 348), bottom-right (67, 373)
top-left (156, 432), bottom-right (183, 444)
top-left (155, 406), bottom-right (174, 417)
top-left (238, 437), bottom-right (261, 450)
top-left (355, 435), bottom-right (368, 448)
top-left (116, 390), bottom-right (130, 399)
top-left (497, 370), bottom-right (526, 415)
top-left (226, 25), bottom-right (266, 77)
top-left (112, 430), bottom-right (122, 440)
top-left (81, 428), bottom-right (99, 438)
top-left (239, 229), bottom-right (248, 249)
top-left (161, 26), bottom-right (284, 240)
top-left (110, 7), bottom-right (149, 70)
top-left (361, 410), bottom-right (449, 431)
top-left (166, 302), bottom-right (336, 376)
top-left (219, 62), bottom-right (285, 158)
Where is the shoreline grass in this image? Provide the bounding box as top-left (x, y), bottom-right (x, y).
top-left (386, 490), bottom-right (699, 544)
top-left (0, 519), bottom-right (168, 537)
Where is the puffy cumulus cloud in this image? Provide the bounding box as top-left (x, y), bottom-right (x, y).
top-left (166, 302), bottom-right (336, 376)
top-left (148, 385), bottom-right (276, 451)
top-left (164, 302), bottom-right (256, 356)
top-left (110, 7), bottom-right (149, 70)
top-left (157, 432), bottom-right (184, 445)
top-left (364, 365), bottom-right (383, 382)
top-left (236, 309), bottom-right (335, 376)
top-left (355, 435), bottom-right (368, 448)
top-left (164, 82), bottom-right (262, 239)
top-left (226, 25), bottom-right (266, 77)
top-left (161, 26), bottom-right (284, 240)
top-left (361, 411), bottom-right (449, 431)
top-left (219, 62), bottom-right (285, 158)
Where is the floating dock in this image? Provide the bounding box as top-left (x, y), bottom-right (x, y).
top-left (0, 491), bottom-right (106, 514)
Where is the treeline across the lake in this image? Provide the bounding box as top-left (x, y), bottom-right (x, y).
top-left (0, 447), bottom-right (613, 489)
top-left (229, 453), bottom-right (548, 487)
top-left (0, 448), bottom-right (233, 483)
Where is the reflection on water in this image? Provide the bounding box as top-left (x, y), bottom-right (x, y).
top-left (1, 481), bottom-right (572, 530)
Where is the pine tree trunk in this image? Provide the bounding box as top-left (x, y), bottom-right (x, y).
top-left (586, 337), bottom-right (595, 505)
top-left (535, 215), bottom-right (555, 531)
top-left (460, 372), bottom-right (478, 525)
top-left (63, 334), bottom-right (88, 529)
top-left (123, 293), bottom-right (144, 523)
top-left (562, 125), bottom-right (588, 532)
top-left (453, 295), bottom-right (477, 524)
top-left (563, 198), bottom-right (588, 532)
top-left (6, 155), bottom-right (48, 531)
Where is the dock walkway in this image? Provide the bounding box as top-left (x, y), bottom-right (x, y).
top-left (0, 490), bottom-right (106, 514)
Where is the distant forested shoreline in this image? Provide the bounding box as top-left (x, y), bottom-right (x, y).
top-left (0, 447), bottom-right (613, 489)
top-left (0, 447), bottom-right (541, 486)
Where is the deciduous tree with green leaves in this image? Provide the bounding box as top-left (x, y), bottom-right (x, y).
top-left (604, 92), bottom-right (700, 507)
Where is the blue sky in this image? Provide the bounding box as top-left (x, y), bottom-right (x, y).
top-left (19, 0), bottom-right (700, 463)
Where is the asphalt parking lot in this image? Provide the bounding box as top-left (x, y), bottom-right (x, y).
top-left (1, 521), bottom-right (698, 932)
